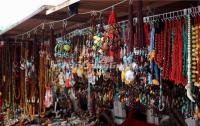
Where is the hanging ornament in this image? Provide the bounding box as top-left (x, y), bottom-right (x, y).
top-left (108, 8), bottom-right (117, 25)
top-left (58, 71), bottom-right (65, 86)
top-left (134, 0), bottom-right (145, 49)
top-left (127, 0), bottom-right (134, 53)
top-left (125, 70), bottom-right (135, 83)
top-left (185, 15), bottom-right (195, 102)
top-left (77, 67), bottom-right (84, 78)
top-left (118, 63), bottom-right (124, 71)
top-left (44, 85), bottom-right (53, 108)
top-left (50, 26), bottom-right (56, 59)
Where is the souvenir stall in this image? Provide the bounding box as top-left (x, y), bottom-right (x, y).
top-left (0, 0), bottom-right (200, 126)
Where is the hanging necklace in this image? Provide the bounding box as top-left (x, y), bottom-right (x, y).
top-left (0, 49), bottom-right (2, 112)
top-left (127, 0), bottom-right (134, 53)
top-left (39, 29), bottom-right (46, 116)
top-left (165, 20), bottom-right (173, 80)
top-left (192, 17), bottom-right (200, 87)
top-left (170, 19), bottom-right (186, 85)
top-left (13, 45), bottom-right (20, 101)
top-left (7, 47), bottom-right (11, 107)
top-left (20, 41), bottom-right (25, 109)
top-left (183, 17), bottom-right (188, 79)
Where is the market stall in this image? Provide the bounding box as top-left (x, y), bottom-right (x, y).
top-left (0, 0), bottom-right (200, 126)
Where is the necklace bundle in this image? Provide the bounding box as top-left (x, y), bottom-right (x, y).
top-left (154, 21), bottom-right (163, 67)
top-left (0, 48), bottom-right (2, 112)
top-left (170, 18), bottom-right (186, 85)
top-left (183, 17), bottom-right (188, 79)
top-left (134, 0), bottom-right (145, 49)
top-left (20, 42), bottom-right (25, 108)
top-left (191, 15), bottom-right (200, 87)
top-left (38, 29), bottom-right (46, 116)
top-left (127, 0), bottom-right (134, 53)
top-left (13, 45), bottom-right (20, 101)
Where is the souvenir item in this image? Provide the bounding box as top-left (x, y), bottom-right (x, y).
top-left (44, 85), bottom-right (53, 108)
top-left (127, 0), bottom-right (134, 53)
top-left (58, 71), bottom-right (65, 86)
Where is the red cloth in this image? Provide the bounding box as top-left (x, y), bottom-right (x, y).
top-left (123, 119), bottom-right (157, 126)
top-left (122, 109), bottom-right (157, 126)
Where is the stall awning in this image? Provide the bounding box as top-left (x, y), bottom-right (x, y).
top-left (0, 0), bottom-right (199, 40)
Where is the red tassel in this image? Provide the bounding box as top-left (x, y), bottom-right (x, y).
top-left (108, 11), bottom-right (117, 25)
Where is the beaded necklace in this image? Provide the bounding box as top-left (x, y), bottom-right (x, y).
top-left (191, 16), bottom-right (200, 87)
top-left (13, 45), bottom-right (20, 101)
top-left (1, 48), bottom-right (5, 108)
top-left (187, 15), bottom-right (192, 86)
top-left (0, 48), bottom-right (2, 112)
top-left (144, 23), bottom-right (150, 47)
top-left (127, 0), bottom-right (134, 53)
top-left (183, 17), bottom-right (188, 78)
top-left (23, 39), bottom-right (29, 116)
top-left (39, 29), bottom-right (46, 116)
top-left (154, 21), bottom-right (163, 67)
top-left (170, 18), bottom-right (186, 85)
top-left (134, 0), bottom-right (145, 49)
top-left (20, 42), bottom-right (25, 108)
top-left (166, 20), bottom-right (173, 80)
top-left (7, 47), bottom-right (11, 107)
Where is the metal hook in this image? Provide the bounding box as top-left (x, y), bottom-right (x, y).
top-left (195, 7), bottom-right (198, 16)
top-left (63, 20), bottom-right (67, 28)
top-left (172, 12), bottom-right (174, 20)
top-left (181, 10), bottom-right (184, 18)
top-left (175, 11), bottom-right (178, 20)
top-left (91, 11), bottom-right (97, 16)
top-left (192, 8), bottom-right (195, 17)
top-left (146, 17), bottom-right (149, 23)
top-left (49, 23), bottom-right (54, 29)
top-left (27, 32), bottom-right (31, 38)
top-left (99, 11), bottom-right (102, 19)
top-left (22, 34), bottom-right (24, 40)
top-left (34, 28), bottom-right (37, 34)
top-left (183, 9), bottom-right (187, 16)
top-left (152, 16), bottom-right (154, 22)
top-left (163, 13), bottom-right (166, 21)
top-left (42, 23), bottom-right (45, 30)
top-left (169, 12), bottom-right (172, 20)
top-left (112, 6), bottom-right (115, 11)
top-left (188, 8), bottom-right (192, 15)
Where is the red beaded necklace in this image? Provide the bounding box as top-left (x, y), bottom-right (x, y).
top-left (144, 23), bottom-right (150, 47)
top-left (170, 18), bottom-right (186, 85)
top-left (162, 20), bottom-right (173, 80)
